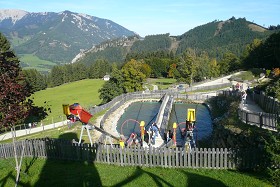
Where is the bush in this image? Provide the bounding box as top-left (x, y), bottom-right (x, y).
top-left (265, 77), bottom-right (280, 100)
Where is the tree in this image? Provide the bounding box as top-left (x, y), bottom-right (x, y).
top-left (122, 59), bottom-right (146, 92)
top-left (49, 65), bottom-right (65, 87)
top-left (193, 52), bottom-right (210, 82)
top-left (99, 64), bottom-right (124, 103)
top-left (219, 52), bottom-right (239, 75)
top-left (88, 59), bottom-right (111, 79)
top-left (177, 49), bottom-right (195, 85)
top-left (140, 63), bottom-right (152, 78)
top-left (209, 58), bottom-right (220, 78)
top-left (242, 38), bottom-right (262, 69)
top-left (168, 63), bottom-right (177, 78)
top-left (0, 33), bottom-right (49, 186)
top-left (23, 69), bottom-right (47, 92)
top-left (0, 32), bottom-right (41, 186)
top-left (264, 128), bottom-right (280, 186)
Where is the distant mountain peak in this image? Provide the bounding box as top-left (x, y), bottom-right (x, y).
top-left (0, 9), bottom-right (28, 23)
top-left (0, 9), bottom-right (136, 65)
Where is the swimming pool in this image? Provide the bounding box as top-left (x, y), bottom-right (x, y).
top-left (116, 101), bottom-right (212, 145)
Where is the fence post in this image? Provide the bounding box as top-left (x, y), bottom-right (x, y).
top-left (259, 112), bottom-right (263, 129)
top-left (245, 112), bottom-right (248, 124)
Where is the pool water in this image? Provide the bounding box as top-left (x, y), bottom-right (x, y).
top-left (169, 103), bottom-right (212, 146)
top-left (116, 102), bottom-right (212, 144)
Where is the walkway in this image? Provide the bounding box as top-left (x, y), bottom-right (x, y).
top-left (241, 95), bottom-right (264, 113)
top-left (0, 121), bottom-right (67, 141)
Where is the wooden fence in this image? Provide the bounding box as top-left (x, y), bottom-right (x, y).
top-left (0, 139), bottom-right (261, 170)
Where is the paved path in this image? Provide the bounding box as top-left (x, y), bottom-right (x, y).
top-left (0, 121), bottom-right (67, 141)
top-left (193, 71), bottom-right (245, 87)
top-left (192, 71), bottom-right (264, 115)
top-left (240, 95), bottom-right (264, 113)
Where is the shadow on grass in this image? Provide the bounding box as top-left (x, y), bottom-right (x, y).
top-left (113, 166), bottom-right (174, 187)
top-left (180, 170), bottom-right (227, 187)
top-left (0, 171), bottom-right (31, 187)
top-left (112, 167), bottom-right (227, 187)
top-left (34, 132), bottom-right (102, 187)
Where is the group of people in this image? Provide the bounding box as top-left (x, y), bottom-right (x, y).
top-left (235, 82), bottom-right (248, 105)
top-left (126, 123), bottom-right (160, 146)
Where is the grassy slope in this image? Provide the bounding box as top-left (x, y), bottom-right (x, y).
top-left (0, 158), bottom-right (272, 187)
top-left (31, 79), bottom-right (105, 124)
top-left (19, 54), bottom-right (57, 72)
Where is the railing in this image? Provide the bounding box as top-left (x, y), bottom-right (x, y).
top-left (238, 110), bottom-right (278, 131)
top-left (97, 91), bottom-right (218, 142)
top-left (252, 92), bottom-right (279, 114)
top-left (221, 90), bottom-right (279, 131)
top-left (99, 91), bottom-right (218, 128)
top-left (0, 139), bottom-right (261, 170)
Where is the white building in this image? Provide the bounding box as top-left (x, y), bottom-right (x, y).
top-left (103, 75), bottom-right (110, 81)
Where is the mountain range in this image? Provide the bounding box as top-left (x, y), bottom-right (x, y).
top-left (0, 10), bottom-right (279, 72)
top-left (0, 9), bottom-right (136, 66)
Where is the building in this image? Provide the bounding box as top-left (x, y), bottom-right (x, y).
top-left (103, 75), bottom-right (110, 81)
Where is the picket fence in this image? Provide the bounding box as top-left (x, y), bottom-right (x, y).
top-left (0, 139), bottom-right (260, 169)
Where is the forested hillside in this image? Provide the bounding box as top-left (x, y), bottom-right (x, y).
top-left (76, 34), bottom-right (174, 65)
top-left (176, 17), bottom-right (272, 60)
top-left (130, 34), bottom-right (173, 53)
top-left (76, 17), bottom-right (277, 66)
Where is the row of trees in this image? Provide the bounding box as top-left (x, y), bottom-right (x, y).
top-left (23, 59), bottom-right (112, 90)
top-left (27, 48), bottom-right (238, 93)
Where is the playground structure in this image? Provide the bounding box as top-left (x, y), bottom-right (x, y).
top-left (62, 103), bottom-right (197, 149)
top-left (171, 109), bottom-right (196, 149)
top-left (63, 103), bottom-right (120, 146)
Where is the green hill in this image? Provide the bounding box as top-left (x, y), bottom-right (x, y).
top-left (76, 17), bottom-right (278, 65)
top-left (176, 17), bottom-right (273, 59)
top-left (31, 79), bottom-right (105, 124)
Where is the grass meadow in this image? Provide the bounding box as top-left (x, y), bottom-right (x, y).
top-left (30, 79), bottom-right (105, 125)
top-left (148, 78), bottom-right (177, 90)
top-left (0, 158), bottom-right (272, 187)
top-left (19, 54), bottom-right (57, 72)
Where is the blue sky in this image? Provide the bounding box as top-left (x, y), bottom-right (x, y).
top-left (1, 0), bottom-right (279, 36)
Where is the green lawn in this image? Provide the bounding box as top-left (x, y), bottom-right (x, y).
top-left (31, 79), bottom-right (105, 124)
top-left (0, 158), bottom-right (272, 187)
top-left (19, 54), bottom-right (57, 72)
top-left (148, 78), bottom-right (177, 90)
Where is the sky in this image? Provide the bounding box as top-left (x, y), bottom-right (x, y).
top-left (1, 0), bottom-right (279, 37)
